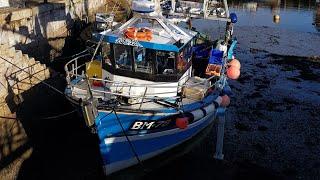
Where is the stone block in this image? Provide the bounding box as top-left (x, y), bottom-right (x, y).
top-left (14, 50), bottom-right (23, 61)
top-left (10, 8), bottom-right (32, 21)
top-left (7, 31), bottom-right (15, 47)
top-left (46, 20), bottom-right (68, 38)
top-left (0, 30), bottom-right (9, 45)
top-left (0, 42), bottom-right (9, 49)
top-left (22, 54), bottom-right (29, 61)
top-left (7, 47), bottom-right (16, 57)
top-left (28, 57), bottom-right (36, 65)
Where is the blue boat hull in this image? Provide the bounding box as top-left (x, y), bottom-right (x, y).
top-left (97, 109), bottom-right (217, 175)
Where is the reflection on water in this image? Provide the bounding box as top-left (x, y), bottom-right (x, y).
top-left (316, 3), bottom-right (320, 31)
top-left (228, 0), bottom-right (320, 32)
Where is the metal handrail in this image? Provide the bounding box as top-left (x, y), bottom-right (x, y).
top-left (64, 53), bottom-right (90, 84)
top-left (67, 72), bottom-right (213, 88)
top-left (78, 81), bottom-right (216, 101)
top-left (8, 61), bottom-right (41, 77)
top-left (64, 54), bottom-right (219, 101)
top-left (65, 54), bottom-right (215, 86)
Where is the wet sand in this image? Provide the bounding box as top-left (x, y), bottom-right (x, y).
top-left (143, 26), bottom-right (320, 180)
top-left (1, 26), bottom-right (320, 179)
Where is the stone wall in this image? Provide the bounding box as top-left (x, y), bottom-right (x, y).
top-left (0, 0), bottom-right (116, 62)
top-left (0, 42), bottom-right (49, 179)
top-left (0, 43), bottom-right (50, 116)
top-left (0, 0), bottom-right (26, 8)
top-left (0, 2), bottom-right (71, 62)
top-left (0, 1), bottom-right (129, 179)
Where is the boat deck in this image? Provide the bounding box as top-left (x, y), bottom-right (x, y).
top-left (69, 77), bottom-right (208, 112)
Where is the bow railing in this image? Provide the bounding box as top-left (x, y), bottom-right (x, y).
top-left (66, 59), bottom-right (222, 103)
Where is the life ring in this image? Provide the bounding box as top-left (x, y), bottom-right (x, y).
top-left (124, 27), bottom-right (153, 41)
top-left (126, 27), bottom-right (136, 33)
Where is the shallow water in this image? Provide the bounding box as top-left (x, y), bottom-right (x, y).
top-left (228, 0), bottom-right (320, 33)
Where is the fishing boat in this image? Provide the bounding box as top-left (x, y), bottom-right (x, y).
top-left (64, 0), bottom-right (240, 175)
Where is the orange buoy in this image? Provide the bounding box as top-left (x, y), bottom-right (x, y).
top-left (176, 117), bottom-right (189, 129)
top-left (227, 66), bottom-right (240, 80)
top-left (220, 95), bottom-right (230, 107)
top-left (228, 59), bottom-right (241, 69)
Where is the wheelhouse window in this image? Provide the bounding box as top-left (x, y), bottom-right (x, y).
top-left (176, 42), bottom-right (193, 72)
top-left (155, 51), bottom-right (175, 74)
top-left (114, 44), bottom-right (133, 70)
top-left (106, 43), bottom-right (192, 81)
top-left (102, 42), bottom-right (112, 66)
top-left (133, 47), bottom-right (154, 73)
top-left (183, 42), bottom-right (192, 60)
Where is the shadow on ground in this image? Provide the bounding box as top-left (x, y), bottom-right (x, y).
top-left (12, 76), bottom-right (105, 179)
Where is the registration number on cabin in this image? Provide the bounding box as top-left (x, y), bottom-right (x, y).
top-left (130, 120), bottom-right (171, 130)
top-left (115, 38), bottom-right (143, 47)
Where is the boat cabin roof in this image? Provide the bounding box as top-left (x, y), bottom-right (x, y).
top-left (94, 14), bottom-right (198, 52)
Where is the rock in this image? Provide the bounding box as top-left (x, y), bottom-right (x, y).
top-left (258, 125), bottom-right (268, 131)
top-left (253, 143), bottom-right (267, 153)
top-left (235, 122), bottom-right (251, 131)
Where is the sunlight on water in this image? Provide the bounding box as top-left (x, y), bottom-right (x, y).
top-left (228, 0), bottom-right (320, 32)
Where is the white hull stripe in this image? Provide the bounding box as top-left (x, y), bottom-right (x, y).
top-left (104, 111), bottom-right (216, 144)
top-left (104, 113), bottom-right (215, 175)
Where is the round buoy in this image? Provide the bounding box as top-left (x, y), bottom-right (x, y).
top-left (221, 95), bottom-right (230, 107)
top-left (228, 59), bottom-right (241, 69)
top-left (176, 117), bottom-right (189, 129)
top-left (227, 66), bottom-right (240, 80)
top-left (273, 15), bottom-right (280, 24)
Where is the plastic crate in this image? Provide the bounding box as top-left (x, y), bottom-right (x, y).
top-left (209, 49), bottom-right (223, 65)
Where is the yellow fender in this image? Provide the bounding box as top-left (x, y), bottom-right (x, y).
top-left (86, 60), bottom-right (102, 79)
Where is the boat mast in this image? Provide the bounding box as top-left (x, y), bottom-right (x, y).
top-left (223, 0), bottom-right (230, 18)
top-left (171, 0), bottom-right (176, 14)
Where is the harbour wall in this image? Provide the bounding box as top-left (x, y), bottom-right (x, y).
top-left (0, 0), bottom-right (112, 62)
top-left (0, 1), bottom-right (127, 179)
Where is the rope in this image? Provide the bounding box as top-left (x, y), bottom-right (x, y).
top-left (112, 107), bottom-right (147, 172)
top-left (51, 48), bottom-right (89, 62)
top-left (0, 109), bottom-right (76, 120)
top-left (35, 109), bottom-right (77, 120)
